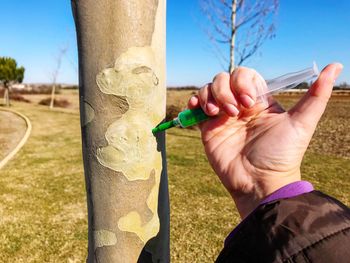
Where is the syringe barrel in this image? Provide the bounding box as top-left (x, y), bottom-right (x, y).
top-left (260, 62), bottom-right (319, 97)
top-left (177, 108), bottom-right (210, 127)
top-left (151, 62), bottom-right (321, 133)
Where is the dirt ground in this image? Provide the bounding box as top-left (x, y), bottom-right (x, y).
top-left (0, 110), bottom-right (27, 160)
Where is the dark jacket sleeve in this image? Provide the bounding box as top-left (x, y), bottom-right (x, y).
top-left (216, 191), bottom-right (350, 263)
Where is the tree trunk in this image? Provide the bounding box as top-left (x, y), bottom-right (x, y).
top-left (50, 84), bottom-right (56, 109)
top-left (4, 86), bottom-right (10, 107)
top-left (229, 0), bottom-right (237, 73)
top-left (71, 0), bottom-right (169, 262)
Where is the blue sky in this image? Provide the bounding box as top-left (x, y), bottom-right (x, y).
top-left (1, 0), bottom-right (349, 86)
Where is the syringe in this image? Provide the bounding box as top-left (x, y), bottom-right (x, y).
top-left (152, 62), bottom-right (319, 134)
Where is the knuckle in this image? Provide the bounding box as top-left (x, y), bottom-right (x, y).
top-left (198, 86), bottom-right (208, 103)
top-left (235, 78), bottom-right (248, 92)
top-left (202, 83), bottom-right (211, 92)
top-left (213, 89), bottom-right (227, 102)
top-left (199, 83), bottom-right (209, 95)
top-left (212, 75), bottom-right (230, 102)
top-left (232, 66), bottom-right (245, 74)
top-left (213, 72), bottom-right (230, 82)
top-left (233, 67), bottom-right (254, 79)
top-left (232, 66), bottom-right (249, 78)
top-left (233, 69), bottom-right (258, 93)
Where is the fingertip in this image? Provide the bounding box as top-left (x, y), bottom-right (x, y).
top-left (320, 63), bottom-right (343, 80)
top-left (311, 63), bottom-right (343, 98)
top-left (187, 95), bottom-right (199, 109)
top-left (333, 63), bottom-right (343, 79)
top-left (211, 72), bottom-right (237, 107)
top-left (231, 67), bottom-right (261, 108)
top-left (289, 63), bottom-right (343, 126)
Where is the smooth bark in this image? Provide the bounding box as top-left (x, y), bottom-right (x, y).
top-left (229, 0), bottom-right (237, 73)
top-left (71, 0), bottom-right (169, 262)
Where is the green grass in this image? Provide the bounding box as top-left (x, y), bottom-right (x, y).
top-left (167, 129), bottom-right (350, 262)
top-left (167, 128), bottom-right (238, 262)
top-left (0, 103), bottom-right (86, 262)
top-left (0, 95), bottom-right (349, 262)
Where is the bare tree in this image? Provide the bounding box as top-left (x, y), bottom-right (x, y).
top-left (49, 46), bottom-right (68, 109)
top-left (71, 0), bottom-right (169, 262)
top-left (200, 0), bottom-right (279, 73)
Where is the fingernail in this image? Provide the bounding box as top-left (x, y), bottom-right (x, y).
top-left (225, 104), bottom-right (240, 116)
top-left (206, 102), bottom-right (218, 114)
top-left (189, 96), bottom-right (197, 104)
top-left (334, 63), bottom-right (343, 79)
top-left (327, 63), bottom-right (343, 80)
top-left (240, 94), bottom-right (255, 108)
top-left (326, 67), bottom-right (337, 82)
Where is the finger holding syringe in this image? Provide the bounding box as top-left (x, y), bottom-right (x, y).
top-left (152, 63), bottom-right (319, 134)
top-left (189, 68), bottom-right (265, 117)
top-left (189, 63), bottom-right (319, 117)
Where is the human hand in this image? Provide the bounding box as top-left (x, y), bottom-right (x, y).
top-left (188, 64), bottom-right (343, 218)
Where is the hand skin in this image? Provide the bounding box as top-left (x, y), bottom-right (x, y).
top-left (188, 63), bottom-right (343, 219)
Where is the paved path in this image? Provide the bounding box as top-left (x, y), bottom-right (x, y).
top-left (0, 108), bottom-right (31, 169)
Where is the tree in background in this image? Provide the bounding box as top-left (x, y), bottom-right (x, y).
top-left (50, 46), bottom-right (68, 109)
top-left (72, 0), bottom-right (169, 262)
top-left (200, 0), bottom-right (279, 73)
top-left (336, 82), bottom-right (350, 90)
top-left (0, 57), bottom-right (25, 107)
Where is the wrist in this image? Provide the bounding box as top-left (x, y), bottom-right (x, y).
top-left (231, 171), bottom-right (301, 219)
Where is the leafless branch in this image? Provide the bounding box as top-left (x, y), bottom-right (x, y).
top-left (199, 0), bottom-right (279, 70)
top-left (49, 44), bottom-right (69, 109)
top-left (52, 45), bottom-right (69, 84)
top-left (194, 1), bottom-right (230, 69)
top-left (210, 37), bottom-right (230, 70)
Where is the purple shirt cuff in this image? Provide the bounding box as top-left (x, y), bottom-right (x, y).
top-left (224, 181), bottom-right (314, 247)
top-left (260, 181), bottom-right (314, 205)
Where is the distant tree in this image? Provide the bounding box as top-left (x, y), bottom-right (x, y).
top-left (335, 82), bottom-right (350, 90)
top-left (0, 57), bottom-right (25, 107)
top-left (200, 0), bottom-right (279, 73)
top-left (50, 46), bottom-right (68, 109)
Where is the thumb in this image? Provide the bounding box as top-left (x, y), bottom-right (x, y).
top-left (289, 63), bottom-right (343, 130)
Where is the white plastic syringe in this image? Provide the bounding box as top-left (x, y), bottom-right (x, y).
top-left (262, 62), bottom-right (319, 96)
top-left (152, 62), bottom-right (320, 133)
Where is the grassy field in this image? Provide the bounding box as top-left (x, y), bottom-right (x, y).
top-left (0, 103), bottom-right (86, 262)
top-left (0, 91), bottom-right (349, 262)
